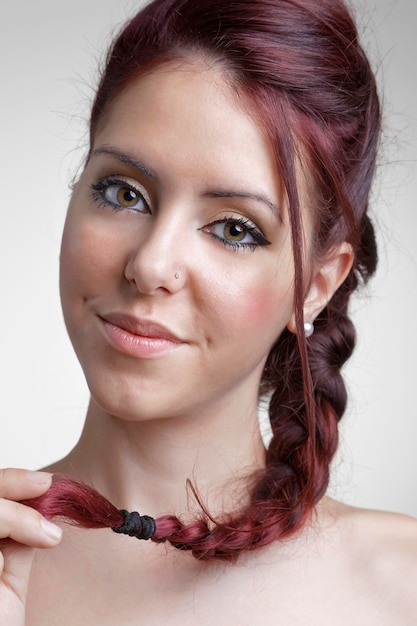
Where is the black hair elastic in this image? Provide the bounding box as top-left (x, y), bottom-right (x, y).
top-left (112, 509), bottom-right (156, 540)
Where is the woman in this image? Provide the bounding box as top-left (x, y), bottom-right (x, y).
top-left (1, 0), bottom-right (416, 623)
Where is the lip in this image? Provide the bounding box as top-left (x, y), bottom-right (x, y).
top-left (98, 312), bottom-right (185, 358)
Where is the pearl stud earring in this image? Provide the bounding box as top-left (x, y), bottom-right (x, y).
top-left (304, 321), bottom-right (314, 337)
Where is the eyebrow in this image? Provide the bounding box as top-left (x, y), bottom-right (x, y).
top-left (90, 146), bottom-right (283, 223)
top-left (204, 190), bottom-right (283, 223)
top-left (90, 146), bottom-right (157, 180)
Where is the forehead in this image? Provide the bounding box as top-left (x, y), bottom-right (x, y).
top-left (96, 58), bottom-right (249, 136)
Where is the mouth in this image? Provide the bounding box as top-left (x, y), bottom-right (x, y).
top-left (98, 312), bottom-right (185, 358)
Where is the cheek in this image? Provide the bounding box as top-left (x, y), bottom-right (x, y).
top-left (59, 225), bottom-right (80, 296)
top-left (59, 224), bottom-right (94, 305)
top-left (208, 272), bottom-right (293, 348)
top-left (231, 272), bottom-right (294, 325)
top-left (60, 226), bottom-right (78, 276)
top-left (240, 287), bottom-right (284, 324)
top-left (60, 217), bottom-right (120, 295)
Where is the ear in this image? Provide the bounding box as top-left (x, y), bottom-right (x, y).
top-left (287, 243), bottom-right (353, 334)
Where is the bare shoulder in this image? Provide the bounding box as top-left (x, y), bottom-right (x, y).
top-left (337, 500), bottom-right (417, 562)
top-left (322, 498), bottom-right (417, 621)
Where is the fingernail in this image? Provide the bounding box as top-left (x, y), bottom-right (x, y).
top-left (40, 518), bottom-right (63, 542)
top-left (26, 471), bottom-right (52, 486)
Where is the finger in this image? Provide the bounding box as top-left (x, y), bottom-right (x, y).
top-left (1, 542), bottom-right (36, 607)
top-left (0, 469), bottom-right (52, 501)
top-left (0, 499), bottom-right (62, 548)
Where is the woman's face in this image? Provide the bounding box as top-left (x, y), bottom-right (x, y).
top-left (60, 61), bottom-right (298, 422)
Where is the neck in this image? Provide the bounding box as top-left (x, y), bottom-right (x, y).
top-left (55, 396), bottom-right (266, 521)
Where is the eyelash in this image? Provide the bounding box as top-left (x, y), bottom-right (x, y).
top-left (201, 217), bottom-right (271, 251)
top-left (90, 177), bottom-right (150, 213)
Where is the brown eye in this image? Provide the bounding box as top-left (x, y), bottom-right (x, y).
top-left (201, 216), bottom-right (270, 250)
top-left (116, 186), bottom-right (141, 207)
top-left (223, 221), bottom-right (246, 241)
top-left (91, 177), bottom-right (149, 213)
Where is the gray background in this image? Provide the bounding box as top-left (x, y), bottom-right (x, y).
top-left (0, 0), bottom-right (416, 516)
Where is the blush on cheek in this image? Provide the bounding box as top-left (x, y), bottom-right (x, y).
top-left (237, 287), bottom-right (292, 328)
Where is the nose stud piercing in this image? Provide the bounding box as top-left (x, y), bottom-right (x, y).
top-left (304, 322), bottom-right (314, 337)
top-left (174, 272), bottom-right (180, 280)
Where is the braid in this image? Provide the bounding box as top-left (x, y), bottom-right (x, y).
top-left (149, 313), bottom-right (354, 561)
top-left (31, 308), bottom-right (357, 562)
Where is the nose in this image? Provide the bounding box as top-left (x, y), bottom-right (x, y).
top-left (124, 212), bottom-right (188, 295)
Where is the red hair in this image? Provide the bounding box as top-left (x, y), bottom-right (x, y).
top-left (29, 0), bottom-right (380, 559)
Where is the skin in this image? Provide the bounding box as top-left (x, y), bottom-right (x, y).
top-left (1, 61), bottom-right (416, 625)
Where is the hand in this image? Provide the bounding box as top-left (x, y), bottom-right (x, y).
top-left (0, 469), bottom-right (62, 625)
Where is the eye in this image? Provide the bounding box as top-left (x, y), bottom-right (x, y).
top-left (201, 217), bottom-right (271, 250)
top-left (114, 186), bottom-right (142, 208)
top-left (90, 176), bottom-right (150, 213)
top-left (223, 221), bottom-right (247, 242)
